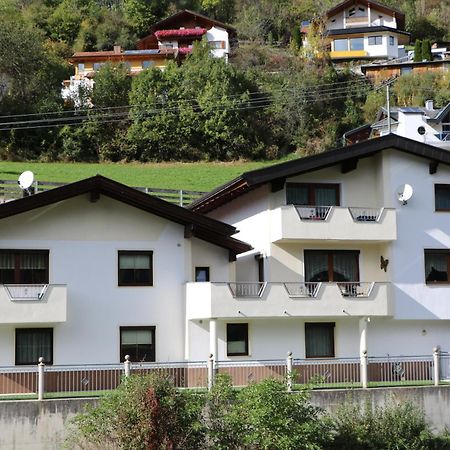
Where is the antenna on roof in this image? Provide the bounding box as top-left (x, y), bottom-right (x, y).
top-left (18, 171), bottom-right (35, 197)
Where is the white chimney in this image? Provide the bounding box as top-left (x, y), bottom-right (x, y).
top-left (425, 99), bottom-right (434, 110)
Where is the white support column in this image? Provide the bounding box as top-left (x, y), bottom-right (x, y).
top-left (359, 317), bottom-right (369, 388)
top-left (38, 357), bottom-right (45, 401)
top-left (433, 347), bottom-right (440, 387)
top-left (209, 318), bottom-right (217, 362)
top-left (368, 3), bottom-right (371, 26)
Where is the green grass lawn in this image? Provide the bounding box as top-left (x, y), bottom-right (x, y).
top-left (0, 158), bottom-right (294, 192)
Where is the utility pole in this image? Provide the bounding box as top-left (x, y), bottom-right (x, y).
top-left (386, 82), bottom-right (391, 134)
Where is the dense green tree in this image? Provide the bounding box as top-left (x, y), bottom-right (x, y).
top-left (421, 38), bottom-right (432, 61)
top-left (129, 41), bottom-right (270, 161)
top-left (413, 39), bottom-right (422, 62)
top-left (123, 0), bottom-right (168, 37)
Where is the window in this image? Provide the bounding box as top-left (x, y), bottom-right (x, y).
top-left (286, 183), bottom-right (340, 206)
top-left (142, 60), bottom-right (154, 69)
top-left (118, 251), bottom-right (153, 286)
top-left (305, 323), bottom-right (335, 358)
top-left (304, 250), bottom-right (359, 282)
top-left (120, 327), bottom-right (155, 362)
top-left (349, 38), bottom-right (364, 51)
top-left (93, 63), bottom-right (104, 71)
top-left (227, 323), bottom-right (248, 356)
top-left (368, 36), bottom-right (382, 45)
top-left (334, 39), bottom-right (348, 51)
top-left (0, 250), bottom-right (48, 284)
top-left (195, 267), bottom-right (210, 282)
top-left (389, 36), bottom-right (395, 46)
top-left (401, 66), bottom-right (412, 75)
top-left (209, 41), bottom-right (225, 49)
top-left (77, 63), bottom-right (85, 71)
top-left (435, 185), bottom-right (450, 211)
top-left (16, 328), bottom-right (53, 365)
top-left (425, 250), bottom-right (450, 283)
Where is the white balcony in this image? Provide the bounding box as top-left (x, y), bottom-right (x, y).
top-left (0, 284), bottom-right (67, 324)
top-left (271, 205), bottom-right (397, 243)
top-left (186, 282), bottom-right (392, 320)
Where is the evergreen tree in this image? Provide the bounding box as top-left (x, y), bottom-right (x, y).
top-left (413, 39), bottom-right (422, 62)
top-left (422, 39), bottom-right (432, 61)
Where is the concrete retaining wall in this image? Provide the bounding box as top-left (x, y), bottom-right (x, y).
top-left (1, 386), bottom-right (450, 449)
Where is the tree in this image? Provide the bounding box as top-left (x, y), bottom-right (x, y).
top-left (128, 40), bottom-right (270, 161)
top-left (421, 38), bottom-right (432, 61)
top-left (123, 0), bottom-right (168, 37)
top-left (413, 39), bottom-right (422, 62)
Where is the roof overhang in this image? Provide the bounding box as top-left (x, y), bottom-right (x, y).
top-left (0, 175), bottom-right (251, 255)
top-left (189, 135), bottom-right (450, 213)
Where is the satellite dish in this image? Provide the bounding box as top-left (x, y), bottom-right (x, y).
top-left (18, 171), bottom-right (35, 197)
top-left (18, 171), bottom-right (34, 190)
top-left (397, 183), bottom-right (413, 205)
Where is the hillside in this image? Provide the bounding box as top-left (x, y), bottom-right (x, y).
top-left (0, 0), bottom-right (448, 164)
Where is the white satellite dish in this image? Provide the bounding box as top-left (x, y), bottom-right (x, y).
top-left (18, 171), bottom-right (34, 190)
top-left (397, 183), bottom-right (413, 205)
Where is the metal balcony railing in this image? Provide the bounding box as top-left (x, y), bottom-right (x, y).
top-left (4, 284), bottom-right (48, 301)
top-left (348, 207), bottom-right (384, 222)
top-left (227, 282), bottom-right (267, 298)
top-left (295, 205), bottom-right (333, 221)
top-left (337, 282), bottom-right (375, 298)
top-left (283, 282), bottom-right (321, 298)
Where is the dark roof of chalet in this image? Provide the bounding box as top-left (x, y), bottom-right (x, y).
top-left (150, 10), bottom-right (236, 33)
top-left (0, 175), bottom-right (251, 256)
top-left (189, 135), bottom-right (450, 213)
top-left (327, 26), bottom-right (410, 37)
top-left (326, 0), bottom-right (405, 29)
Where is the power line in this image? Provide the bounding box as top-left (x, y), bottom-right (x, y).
top-left (0, 89), bottom-right (373, 132)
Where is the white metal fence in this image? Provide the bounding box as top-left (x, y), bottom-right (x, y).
top-left (0, 350), bottom-right (446, 400)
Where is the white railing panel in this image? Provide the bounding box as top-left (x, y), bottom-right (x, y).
top-left (348, 207), bottom-right (383, 222)
top-left (295, 205), bottom-right (332, 221)
top-left (4, 284), bottom-right (48, 301)
top-left (337, 282), bottom-right (374, 298)
top-left (283, 282), bottom-right (321, 298)
top-left (227, 282), bottom-right (267, 298)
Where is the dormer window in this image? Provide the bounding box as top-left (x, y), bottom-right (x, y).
top-left (348, 7), bottom-right (355, 16)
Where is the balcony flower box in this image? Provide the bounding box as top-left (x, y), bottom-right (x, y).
top-left (155, 28), bottom-right (207, 39)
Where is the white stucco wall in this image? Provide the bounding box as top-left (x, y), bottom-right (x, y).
top-left (0, 194), bottom-right (232, 365)
top-left (206, 26), bottom-right (229, 59)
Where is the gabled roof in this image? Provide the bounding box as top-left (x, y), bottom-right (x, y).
top-left (326, 0), bottom-right (405, 29)
top-left (189, 135), bottom-right (450, 213)
top-left (0, 175), bottom-right (251, 256)
top-left (149, 10), bottom-right (236, 34)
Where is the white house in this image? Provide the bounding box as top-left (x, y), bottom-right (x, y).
top-left (371, 101), bottom-right (450, 150)
top-left (189, 135), bottom-right (450, 364)
top-left (317, 0), bottom-right (410, 61)
top-left (0, 176), bottom-right (250, 367)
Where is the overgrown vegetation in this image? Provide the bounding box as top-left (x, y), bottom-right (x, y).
top-left (69, 373), bottom-right (450, 450)
top-left (0, 0), bottom-right (448, 162)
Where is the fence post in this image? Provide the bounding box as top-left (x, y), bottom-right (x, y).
top-left (361, 350), bottom-right (368, 389)
top-left (179, 190), bottom-right (183, 207)
top-left (433, 346), bottom-right (440, 387)
top-left (124, 354), bottom-right (131, 377)
top-left (286, 351), bottom-right (293, 392)
top-left (38, 357), bottom-right (45, 401)
top-left (207, 353), bottom-right (215, 391)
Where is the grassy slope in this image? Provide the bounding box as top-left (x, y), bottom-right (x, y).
top-left (0, 160), bottom-right (292, 192)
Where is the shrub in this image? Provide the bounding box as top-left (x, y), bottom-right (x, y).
top-left (327, 401), bottom-right (435, 450)
top-left (69, 374), bottom-right (205, 449)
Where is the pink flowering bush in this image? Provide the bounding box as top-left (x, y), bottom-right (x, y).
top-left (155, 28), bottom-right (206, 39)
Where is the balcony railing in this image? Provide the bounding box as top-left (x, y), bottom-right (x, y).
top-left (228, 282), bottom-right (267, 298)
top-left (186, 282), bottom-right (392, 319)
top-left (348, 207), bottom-right (383, 222)
top-left (295, 205), bottom-right (332, 220)
top-left (283, 282), bottom-right (321, 298)
top-left (337, 282), bottom-right (375, 298)
top-left (4, 284), bottom-right (48, 301)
